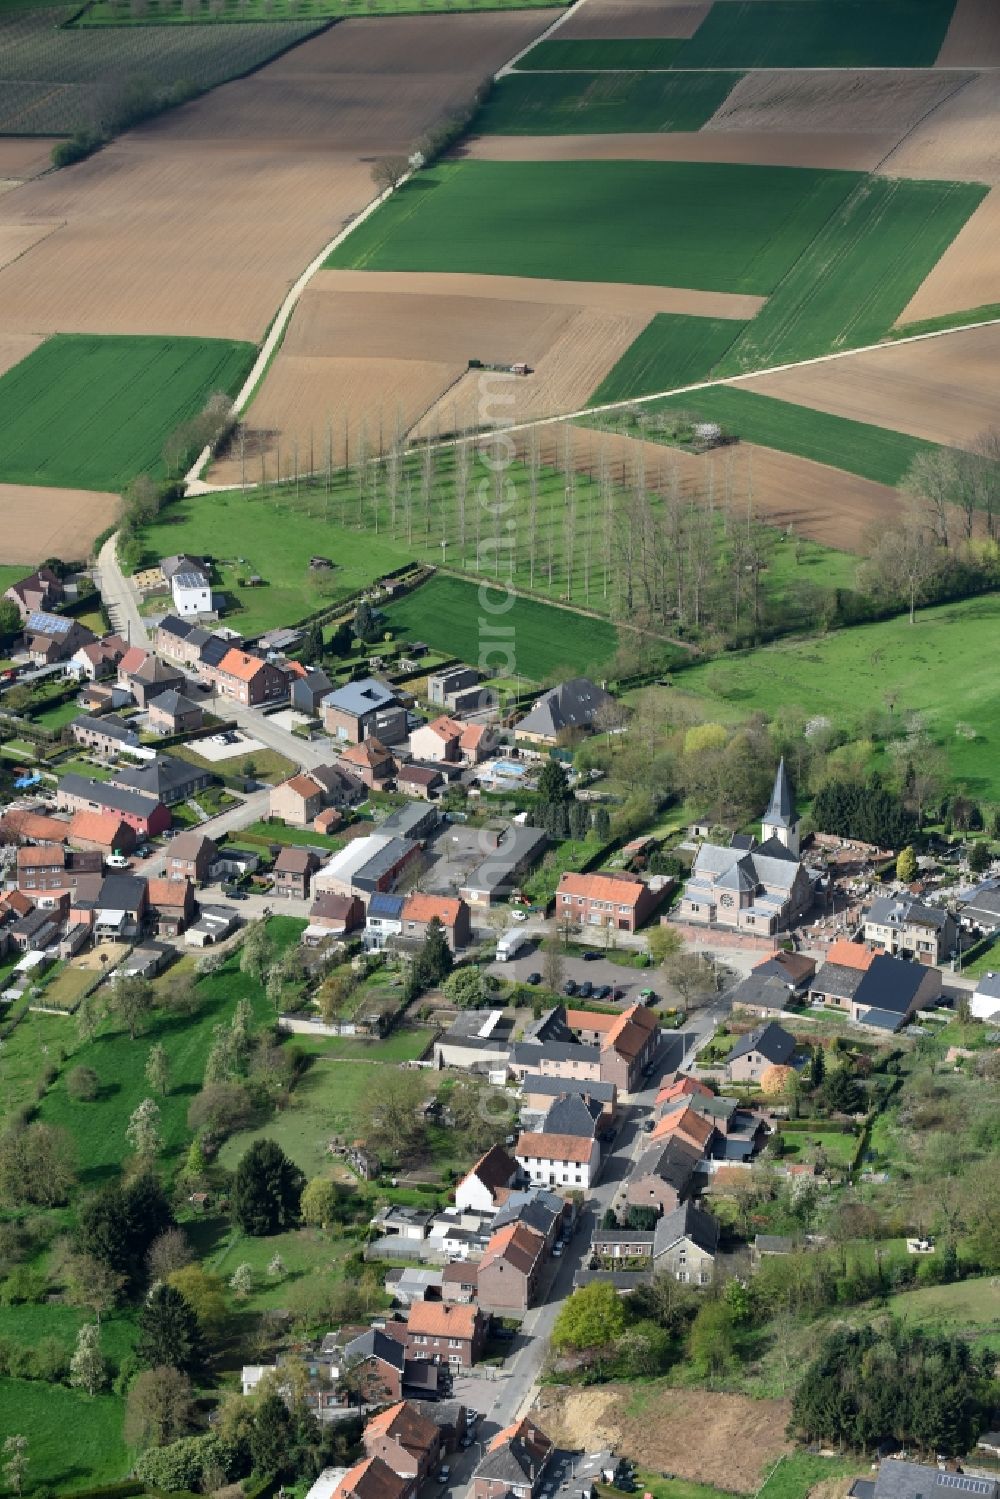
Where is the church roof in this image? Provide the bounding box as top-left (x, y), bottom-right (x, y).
top-left (764, 758), bottom-right (796, 829)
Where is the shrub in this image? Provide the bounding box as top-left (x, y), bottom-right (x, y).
top-left (66, 1065), bottom-right (101, 1103)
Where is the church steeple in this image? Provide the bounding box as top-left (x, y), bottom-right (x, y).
top-left (762, 758), bottom-right (800, 855)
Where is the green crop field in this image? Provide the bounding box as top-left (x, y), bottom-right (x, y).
top-left (589, 315), bottom-right (748, 404)
top-left (0, 7), bottom-right (322, 133)
top-left (640, 386), bottom-right (942, 487)
top-left (474, 69), bottom-right (739, 134)
top-left (327, 159), bottom-right (860, 296)
top-left (718, 176), bottom-right (987, 374)
top-left (81, 0), bottom-right (559, 20)
top-left (0, 334), bottom-right (254, 491)
top-left (0, 1379), bottom-right (130, 1490)
top-left (384, 574), bottom-right (621, 682)
top-left (674, 594), bottom-right (1000, 800)
top-left (516, 37), bottom-right (685, 69)
top-left (890, 302), bottom-right (1000, 341)
top-left (672, 0), bottom-right (957, 68)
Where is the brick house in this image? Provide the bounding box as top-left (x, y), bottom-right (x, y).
top-left (124, 654), bottom-right (186, 708)
top-left (625, 1136), bottom-right (700, 1216)
top-left (5, 566), bottom-right (63, 621)
top-left (863, 895), bottom-right (957, 964)
top-left (405, 1301), bottom-right (487, 1369)
top-left (848, 953), bottom-right (943, 1032)
top-left (164, 830), bottom-right (219, 885)
top-left (271, 773), bottom-right (325, 828)
top-left (599, 1004), bottom-right (661, 1094)
top-left (310, 761), bottom-right (366, 809)
top-left (57, 775), bottom-right (170, 838)
top-left (306, 890), bottom-right (365, 938)
top-left (330, 1456), bottom-right (412, 1499)
top-left (514, 1131), bottom-right (600, 1191)
top-left (147, 689), bottom-right (204, 737)
top-left (556, 870), bottom-right (662, 934)
top-left (396, 765), bottom-right (444, 801)
top-left (724, 1022), bottom-right (796, 1085)
top-left (455, 1144), bottom-right (520, 1213)
top-left (68, 811), bottom-right (137, 857)
top-left (110, 754), bottom-right (213, 807)
top-left (23, 612), bottom-right (95, 665)
top-left (362, 1402), bottom-right (441, 1485)
top-left (146, 878), bottom-right (196, 936)
top-left (70, 714), bottom-right (141, 758)
top-left (472, 1420), bottom-right (554, 1499)
top-left (274, 846), bottom-right (321, 900)
top-left (16, 845), bottom-right (68, 894)
top-left (648, 1102), bottom-right (716, 1155)
top-left (70, 635), bottom-right (128, 681)
top-left (213, 649), bottom-right (287, 707)
top-left (476, 1222), bottom-right (546, 1313)
top-left (399, 893), bottom-right (472, 951)
top-left (408, 716), bottom-right (464, 764)
top-left (341, 737), bottom-right (397, 790)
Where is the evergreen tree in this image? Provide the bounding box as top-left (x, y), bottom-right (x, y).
top-left (353, 600), bottom-right (375, 642)
top-left (809, 1045), bottom-right (825, 1088)
top-left (251, 1394), bottom-right (294, 1478)
top-left (594, 807), bottom-right (612, 840)
top-left (537, 758), bottom-right (572, 805)
top-left (137, 1283), bottom-right (204, 1377)
top-left (232, 1139), bottom-right (305, 1236)
top-left (568, 800), bottom-right (590, 841)
top-left (410, 918), bottom-right (452, 992)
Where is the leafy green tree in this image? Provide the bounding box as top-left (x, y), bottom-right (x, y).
top-left (66, 1065), bottom-right (101, 1102)
top-left (0, 598), bottom-right (22, 641)
top-left (166, 1265), bottom-right (227, 1337)
top-left (240, 920), bottom-right (273, 984)
top-left (137, 1284), bottom-right (204, 1377)
top-left (410, 917), bottom-right (452, 992)
top-left (2, 1436), bottom-right (28, 1499)
top-left (552, 1282), bottom-right (625, 1352)
top-left (443, 965), bottom-right (494, 1009)
top-left (687, 1298), bottom-right (735, 1378)
top-left (145, 1043), bottom-right (170, 1097)
top-left (126, 1097), bottom-right (163, 1161)
top-left (69, 1322), bottom-right (107, 1396)
top-left (251, 1392), bottom-right (294, 1478)
top-left (229, 1263), bottom-right (254, 1300)
top-left (537, 758), bottom-right (572, 805)
top-left (232, 1139), bottom-right (305, 1236)
top-left (896, 845), bottom-right (918, 883)
top-left (353, 600), bottom-right (376, 643)
top-left (969, 840), bottom-right (993, 874)
top-left (625, 1205), bottom-right (658, 1231)
top-left (300, 1177), bottom-right (341, 1231)
top-left (125, 1366), bottom-right (195, 1448)
top-left (105, 975), bottom-right (154, 1040)
top-left (0, 1122), bottom-right (77, 1207)
top-left (824, 1065), bottom-right (862, 1114)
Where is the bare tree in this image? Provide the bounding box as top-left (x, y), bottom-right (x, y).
top-left (371, 156), bottom-right (408, 194)
top-left (858, 502), bottom-right (942, 624)
top-left (904, 448), bottom-right (958, 549)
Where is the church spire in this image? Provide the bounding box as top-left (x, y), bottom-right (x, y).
top-left (766, 757), bottom-right (795, 829)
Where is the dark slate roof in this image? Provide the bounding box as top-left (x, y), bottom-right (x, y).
top-left (73, 713), bottom-right (138, 745)
top-left (157, 614), bottom-right (192, 640)
top-left (867, 895), bottom-right (949, 931)
top-left (764, 758), bottom-right (796, 830)
top-left (150, 689), bottom-right (200, 716)
top-left (592, 1229), bottom-right (655, 1246)
top-left (510, 1039), bottom-right (601, 1068)
top-left (852, 954), bottom-right (928, 1015)
top-left (632, 1135), bottom-right (701, 1186)
top-left (811, 960), bottom-right (866, 1001)
top-left (755, 835), bottom-right (800, 863)
top-left (726, 1021), bottom-right (795, 1066)
top-left (653, 1200), bottom-right (719, 1258)
top-left (114, 754), bottom-right (206, 800)
top-left (542, 1092), bottom-right (602, 1138)
top-left (200, 635), bottom-right (230, 668)
top-left (59, 774), bottom-right (159, 819)
top-left (513, 676), bottom-right (613, 739)
top-left (855, 1007), bottom-right (907, 1033)
top-left (728, 973), bottom-right (793, 1014)
top-left (98, 873), bottom-right (146, 911)
top-left (520, 1075), bottom-right (616, 1104)
top-left (343, 1327), bottom-right (405, 1372)
top-left (368, 892), bottom-right (405, 920)
top-left (872, 1461), bottom-right (998, 1499)
top-left (491, 1189), bottom-right (562, 1240)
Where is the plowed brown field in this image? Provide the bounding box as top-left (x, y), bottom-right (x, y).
top-left (0, 10), bottom-right (558, 342)
top-left (0, 221), bottom-right (61, 274)
top-left (744, 324), bottom-right (1000, 447)
top-left (878, 72), bottom-right (1000, 182)
top-left (557, 0), bottom-right (710, 38)
top-left (895, 187), bottom-right (1000, 325)
top-left (212, 268), bottom-right (760, 477)
top-left (0, 332), bottom-right (42, 379)
top-left (0, 483), bottom-right (119, 563)
top-left (464, 129), bottom-right (894, 171)
top-left (935, 0), bottom-right (1000, 66)
top-left (0, 137), bottom-right (58, 197)
top-left (704, 68), bottom-right (970, 135)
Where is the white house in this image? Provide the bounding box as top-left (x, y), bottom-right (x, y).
top-left (454, 1144), bottom-right (520, 1213)
top-left (971, 971), bottom-right (1000, 1021)
top-left (514, 1131), bottom-right (600, 1191)
top-left (171, 568), bottom-right (212, 618)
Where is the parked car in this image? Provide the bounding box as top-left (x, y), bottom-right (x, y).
top-left (106, 853), bottom-right (130, 870)
top-left (582, 949), bottom-right (602, 962)
top-left (593, 984), bottom-right (611, 1000)
top-left (577, 980), bottom-right (593, 999)
top-left (640, 988), bottom-right (660, 1003)
top-left (552, 1243), bottom-right (564, 1257)
top-left (526, 972), bottom-right (542, 985)
top-left (563, 979), bottom-right (577, 996)
top-left (437, 1469), bottom-right (451, 1485)
top-left (509, 909), bottom-right (528, 923)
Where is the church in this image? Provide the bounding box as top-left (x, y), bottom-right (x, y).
top-left (678, 760), bottom-right (816, 935)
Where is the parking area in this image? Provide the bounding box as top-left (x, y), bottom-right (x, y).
top-left (421, 822), bottom-right (495, 895)
top-left (183, 728), bottom-right (264, 762)
top-left (487, 944), bottom-right (657, 1003)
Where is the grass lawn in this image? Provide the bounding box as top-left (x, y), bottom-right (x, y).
top-left (673, 0), bottom-right (957, 68)
top-left (201, 1221), bottom-right (360, 1312)
top-left (35, 960), bottom-right (97, 1011)
top-left (673, 593), bottom-right (1000, 800)
top-left (589, 315), bottom-right (748, 404)
top-left (516, 37), bottom-right (685, 69)
top-left (475, 70), bottom-right (739, 134)
top-left (0, 1378), bottom-right (130, 1491)
top-left (643, 386), bottom-right (941, 486)
top-left (137, 487), bottom-right (413, 635)
top-left (0, 1007), bottom-right (73, 1118)
top-left (958, 938), bottom-right (1000, 978)
top-left (326, 160), bottom-right (860, 297)
top-left (884, 1275), bottom-right (1000, 1347)
top-left (778, 1128), bottom-right (856, 1168)
top-left (719, 176), bottom-right (987, 374)
top-left (29, 698), bottom-right (82, 731)
top-left (384, 574), bottom-right (620, 682)
top-left (0, 334), bottom-right (254, 492)
top-left (756, 1455), bottom-right (865, 1499)
top-left (290, 1028), bottom-right (436, 1062)
top-left (218, 1059), bottom-right (387, 1178)
top-left (173, 743), bottom-right (295, 785)
top-left (240, 818), bottom-right (346, 851)
top-left (0, 1303), bottom-right (137, 1369)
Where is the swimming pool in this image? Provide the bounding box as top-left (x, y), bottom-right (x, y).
top-left (490, 759), bottom-right (528, 777)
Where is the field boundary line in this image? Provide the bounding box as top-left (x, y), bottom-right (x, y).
top-left (497, 0), bottom-right (592, 75)
top-left (184, 0), bottom-right (589, 493)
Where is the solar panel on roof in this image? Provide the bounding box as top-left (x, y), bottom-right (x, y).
top-left (26, 610), bottom-right (70, 633)
top-left (936, 1479), bottom-right (991, 1494)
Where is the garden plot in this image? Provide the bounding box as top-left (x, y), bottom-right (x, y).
top-left (743, 323), bottom-right (1000, 448)
top-left (0, 10), bottom-right (559, 342)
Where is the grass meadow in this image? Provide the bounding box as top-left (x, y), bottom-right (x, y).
top-left (589, 315), bottom-right (748, 404)
top-left (675, 593), bottom-right (1000, 799)
top-left (718, 176), bottom-right (987, 373)
top-left (673, 0), bottom-right (957, 68)
top-left (0, 1379), bottom-right (130, 1490)
top-left (326, 159), bottom-right (860, 296)
top-left (0, 334), bottom-right (254, 491)
top-left (638, 386), bottom-right (940, 486)
top-left (474, 70), bottom-right (738, 134)
top-left (217, 1058), bottom-right (387, 1178)
top-left (384, 573), bottom-right (621, 681)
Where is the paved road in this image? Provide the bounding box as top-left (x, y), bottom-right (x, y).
top-left (95, 535), bottom-right (149, 647)
top-left (212, 696), bottom-right (338, 773)
top-left (136, 787), bottom-right (272, 877)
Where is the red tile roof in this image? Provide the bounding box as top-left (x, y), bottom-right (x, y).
top-left (565, 1007), bottom-right (617, 1034)
top-left (515, 1131), bottom-right (595, 1164)
top-left (557, 870), bottom-right (648, 908)
top-left (656, 1075), bottom-right (712, 1108)
top-left (407, 1300), bottom-right (480, 1341)
top-left (480, 1221), bottom-right (545, 1276)
top-left (69, 810), bottom-right (129, 849)
top-left (602, 1002), bottom-right (658, 1058)
top-left (650, 1103), bottom-right (714, 1150)
top-left (219, 649), bottom-right (266, 683)
top-left (335, 1456), bottom-right (410, 1499)
top-left (402, 893), bottom-right (463, 926)
top-left (827, 939), bottom-right (880, 971)
top-left (364, 1400), bottom-right (438, 1455)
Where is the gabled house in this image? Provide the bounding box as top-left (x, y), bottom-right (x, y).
top-left (309, 761), bottom-right (366, 809)
top-left (5, 566), bottom-right (63, 621)
top-left (476, 1222), bottom-right (546, 1312)
top-left (306, 891), bottom-right (365, 940)
top-left (399, 893), bottom-right (471, 951)
top-left (68, 811), bottom-right (137, 857)
top-left (125, 654), bottom-right (186, 708)
top-left (455, 1144), bottom-right (520, 1213)
top-left (515, 1131), bottom-right (600, 1192)
top-left (70, 635), bottom-right (127, 681)
top-left (271, 773), bottom-right (325, 828)
top-left (110, 754), bottom-right (213, 807)
top-left (165, 830), bottom-right (218, 884)
top-left (214, 649), bottom-right (287, 707)
top-left (599, 1003), bottom-right (660, 1094)
top-left (70, 713), bottom-right (141, 758)
top-left (513, 678), bottom-right (614, 746)
top-left (291, 667), bottom-right (334, 717)
top-left (396, 765), bottom-right (444, 801)
top-left (341, 737), bottom-right (397, 790)
top-left (809, 939), bottom-right (879, 1010)
top-left (725, 1022), bottom-right (796, 1084)
top-left (23, 611), bottom-right (94, 665)
top-left (849, 953), bottom-right (942, 1031)
top-left (404, 1300), bottom-right (486, 1369)
top-left (541, 1091), bottom-right (602, 1139)
top-left (520, 1074), bottom-right (617, 1122)
top-left (329, 1457), bottom-right (412, 1499)
top-left (472, 1419), bottom-right (554, 1499)
top-left (491, 1188), bottom-right (565, 1251)
top-left (146, 877), bottom-right (196, 936)
top-left (147, 689), bottom-right (204, 737)
top-left (341, 1328), bottom-right (438, 1405)
top-left (362, 1402), bottom-right (441, 1485)
top-left (57, 774), bottom-right (170, 838)
top-left (652, 1201), bottom-right (719, 1284)
top-left (863, 895), bottom-right (956, 964)
top-left (556, 870), bottom-right (662, 934)
top-left (626, 1135), bottom-right (701, 1216)
top-left (274, 845), bottom-right (321, 900)
top-left (649, 1101), bottom-right (716, 1156)
top-left (95, 874), bottom-right (148, 941)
